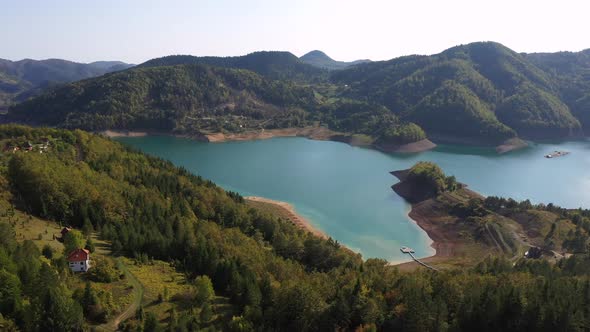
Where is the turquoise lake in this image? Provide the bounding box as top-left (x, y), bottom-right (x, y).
top-left (116, 136), bottom-right (590, 262)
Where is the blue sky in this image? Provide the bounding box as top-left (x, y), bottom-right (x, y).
top-left (1, 0), bottom-right (588, 64)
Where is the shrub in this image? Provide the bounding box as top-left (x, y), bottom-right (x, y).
top-left (42, 244), bottom-right (54, 259)
top-left (87, 257), bottom-right (119, 283)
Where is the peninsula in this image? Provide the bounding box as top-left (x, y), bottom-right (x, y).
top-left (391, 162), bottom-right (579, 270)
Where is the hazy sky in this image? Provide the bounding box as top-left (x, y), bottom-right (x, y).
top-left (1, 0), bottom-right (588, 64)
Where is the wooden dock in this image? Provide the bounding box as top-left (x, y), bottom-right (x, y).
top-left (400, 247), bottom-right (439, 271)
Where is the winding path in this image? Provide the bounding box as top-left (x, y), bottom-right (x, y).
top-left (96, 259), bottom-right (144, 331)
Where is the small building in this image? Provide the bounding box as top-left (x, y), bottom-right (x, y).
top-left (67, 248), bottom-right (91, 272)
top-left (58, 227), bottom-right (72, 242)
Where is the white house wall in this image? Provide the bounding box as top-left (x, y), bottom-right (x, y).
top-left (69, 259), bottom-right (90, 272)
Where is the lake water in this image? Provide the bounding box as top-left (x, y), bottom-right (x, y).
top-left (116, 136), bottom-right (590, 262)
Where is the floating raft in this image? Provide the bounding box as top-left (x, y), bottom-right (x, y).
top-left (545, 151), bottom-right (570, 158)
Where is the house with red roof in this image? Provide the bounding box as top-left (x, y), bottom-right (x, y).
top-left (67, 248), bottom-right (91, 272)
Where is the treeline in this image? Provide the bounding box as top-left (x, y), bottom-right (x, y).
top-left (4, 126), bottom-right (590, 331)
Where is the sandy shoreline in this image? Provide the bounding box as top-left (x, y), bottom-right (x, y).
top-left (495, 137), bottom-right (529, 154)
top-left (205, 127), bottom-right (341, 143)
top-left (245, 196), bottom-right (328, 239)
top-left (209, 128), bottom-right (437, 153)
top-left (102, 127), bottom-right (437, 153)
top-left (100, 127), bottom-right (531, 155)
top-left (405, 205), bottom-right (437, 256)
top-left (383, 205), bottom-right (439, 266)
top-left (375, 139), bottom-right (437, 153)
top-left (100, 130), bottom-right (200, 140)
top-left (101, 130), bottom-right (149, 137)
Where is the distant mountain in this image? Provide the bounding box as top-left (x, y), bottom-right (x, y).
top-left (0, 58), bottom-right (134, 110)
top-left (139, 51), bottom-right (327, 82)
top-left (299, 50), bottom-right (371, 70)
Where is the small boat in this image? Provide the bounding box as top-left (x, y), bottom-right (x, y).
top-left (545, 151), bottom-right (569, 158)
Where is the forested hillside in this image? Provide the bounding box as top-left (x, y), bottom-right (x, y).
top-left (6, 42), bottom-right (590, 147)
top-left (332, 42), bottom-right (586, 142)
top-left (0, 58), bottom-right (133, 111)
top-left (525, 49), bottom-right (590, 130)
top-left (3, 125), bottom-right (590, 331)
top-left (7, 64), bottom-right (318, 132)
top-left (7, 65), bottom-right (426, 147)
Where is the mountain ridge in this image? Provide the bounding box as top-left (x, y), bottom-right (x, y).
top-left (6, 41), bottom-right (590, 147)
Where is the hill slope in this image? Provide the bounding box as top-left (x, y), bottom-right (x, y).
top-left (524, 49), bottom-right (590, 130)
top-left (332, 42), bottom-right (583, 141)
top-left (7, 64), bottom-right (318, 132)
